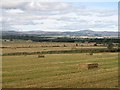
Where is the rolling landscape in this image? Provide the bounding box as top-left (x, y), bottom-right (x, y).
top-left (1, 1), bottom-right (119, 89)
top-left (1, 31), bottom-right (119, 88)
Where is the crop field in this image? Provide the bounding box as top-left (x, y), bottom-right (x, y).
top-left (2, 41), bottom-right (119, 88)
top-left (2, 41), bottom-right (107, 54)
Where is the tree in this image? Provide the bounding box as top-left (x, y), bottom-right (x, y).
top-left (89, 52), bottom-right (93, 55)
top-left (76, 44), bottom-right (78, 46)
top-left (107, 43), bottom-right (114, 50)
top-left (94, 43), bottom-right (97, 46)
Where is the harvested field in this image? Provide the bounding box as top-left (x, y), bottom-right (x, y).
top-left (2, 41), bottom-right (107, 54)
top-left (2, 52), bottom-right (118, 88)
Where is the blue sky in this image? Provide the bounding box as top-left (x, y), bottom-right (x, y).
top-left (62, 0), bottom-right (119, 1)
top-left (72, 2), bottom-right (118, 9)
top-left (1, 0), bottom-right (118, 32)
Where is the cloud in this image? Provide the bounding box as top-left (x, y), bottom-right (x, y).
top-left (1, 1), bottom-right (118, 32)
top-left (1, 0), bottom-right (60, 9)
top-left (23, 2), bottom-right (71, 11)
top-left (1, 1), bottom-right (25, 9)
top-left (2, 2), bottom-right (72, 12)
top-left (5, 9), bottom-right (24, 14)
top-left (2, 22), bottom-right (17, 31)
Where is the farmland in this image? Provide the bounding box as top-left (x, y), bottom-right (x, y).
top-left (2, 40), bottom-right (119, 88)
top-left (1, 1), bottom-right (119, 89)
top-left (2, 43), bottom-right (106, 54)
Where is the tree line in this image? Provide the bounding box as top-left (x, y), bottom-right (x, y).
top-left (2, 35), bottom-right (119, 44)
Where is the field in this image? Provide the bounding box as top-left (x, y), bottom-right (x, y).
top-left (2, 41), bottom-right (119, 88)
top-left (2, 41), bottom-right (106, 54)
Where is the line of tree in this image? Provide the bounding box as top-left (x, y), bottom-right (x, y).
top-left (2, 35), bottom-right (120, 44)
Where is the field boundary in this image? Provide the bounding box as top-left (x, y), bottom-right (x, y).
top-left (2, 48), bottom-right (119, 56)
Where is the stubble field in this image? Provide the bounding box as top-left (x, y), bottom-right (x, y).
top-left (2, 41), bottom-right (119, 88)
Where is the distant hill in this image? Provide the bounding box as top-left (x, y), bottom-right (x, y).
top-left (2, 31), bottom-right (24, 36)
top-left (2, 30), bottom-right (118, 37)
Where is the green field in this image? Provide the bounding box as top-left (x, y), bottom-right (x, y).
top-left (2, 52), bottom-right (118, 88)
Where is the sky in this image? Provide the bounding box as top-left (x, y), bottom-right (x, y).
top-left (0, 0), bottom-right (118, 32)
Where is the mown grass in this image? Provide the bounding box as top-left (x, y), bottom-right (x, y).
top-left (2, 53), bottom-right (118, 88)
